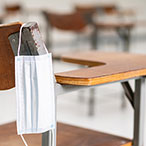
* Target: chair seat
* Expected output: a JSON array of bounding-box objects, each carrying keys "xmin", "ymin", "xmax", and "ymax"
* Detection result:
[{"xmin": 0, "ymin": 122, "xmax": 131, "ymax": 146}]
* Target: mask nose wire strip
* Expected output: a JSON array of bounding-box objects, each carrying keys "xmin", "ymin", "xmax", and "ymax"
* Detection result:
[
  {"xmin": 18, "ymin": 23, "xmax": 29, "ymax": 146},
  {"xmin": 20, "ymin": 134, "xmax": 28, "ymax": 146}
]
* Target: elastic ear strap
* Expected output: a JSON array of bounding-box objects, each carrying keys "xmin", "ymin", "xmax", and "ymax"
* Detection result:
[
  {"xmin": 20, "ymin": 134, "xmax": 29, "ymax": 146},
  {"xmin": 17, "ymin": 23, "xmax": 27, "ymax": 56}
]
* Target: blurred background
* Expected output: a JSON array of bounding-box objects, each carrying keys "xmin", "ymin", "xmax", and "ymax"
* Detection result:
[{"xmin": 0, "ymin": 0, "xmax": 146, "ymax": 144}]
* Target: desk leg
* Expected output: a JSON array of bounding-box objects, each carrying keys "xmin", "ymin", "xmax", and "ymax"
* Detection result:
[
  {"xmin": 91, "ymin": 27, "xmax": 98, "ymax": 50},
  {"xmin": 117, "ymin": 27, "xmax": 131, "ymax": 52},
  {"xmin": 88, "ymin": 88, "xmax": 96, "ymax": 116},
  {"xmin": 133, "ymin": 78, "xmax": 145, "ymax": 146},
  {"xmin": 123, "ymin": 28, "xmax": 131, "ymax": 52}
]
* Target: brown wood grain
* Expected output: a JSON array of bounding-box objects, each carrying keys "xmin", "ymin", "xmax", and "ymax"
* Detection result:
[
  {"xmin": 75, "ymin": 3, "xmax": 117, "ymax": 14},
  {"xmin": 0, "ymin": 122, "xmax": 131, "ymax": 146},
  {"xmin": 5, "ymin": 4, "xmax": 22, "ymax": 13},
  {"xmin": 42, "ymin": 11, "xmax": 87, "ymax": 31},
  {"xmin": 0, "ymin": 22, "xmax": 22, "ymax": 90},
  {"xmin": 75, "ymin": 5, "xmax": 97, "ymax": 14},
  {"xmin": 55, "ymin": 51, "xmax": 146, "ymax": 85}
]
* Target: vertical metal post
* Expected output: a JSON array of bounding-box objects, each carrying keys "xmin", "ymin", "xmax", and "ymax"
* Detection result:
[
  {"xmin": 42, "ymin": 131, "xmax": 52, "ymax": 146},
  {"xmin": 123, "ymin": 28, "xmax": 131, "ymax": 52},
  {"xmin": 45, "ymin": 24, "xmax": 52, "ymax": 50},
  {"xmin": 133, "ymin": 78, "xmax": 145, "ymax": 146},
  {"xmin": 78, "ymin": 89, "xmax": 85, "ymax": 103},
  {"xmin": 42, "ymin": 81, "xmax": 57, "ymax": 146},
  {"xmin": 117, "ymin": 27, "xmax": 131, "ymax": 52},
  {"xmin": 91, "ymin": 27, "xmax": 98, "ymax": 50}
]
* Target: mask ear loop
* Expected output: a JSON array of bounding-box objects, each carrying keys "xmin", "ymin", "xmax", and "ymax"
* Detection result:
[
  {"xmin": 17, "ymin": 23, "xmax": 27, "ymax": 56},
  {"xmin": 17, "ymin": 23, "xmax": 29, "ymax": 146},
  {"xmin": 20, "ymin": 135, "xmax": 28, "ymax": 146}
]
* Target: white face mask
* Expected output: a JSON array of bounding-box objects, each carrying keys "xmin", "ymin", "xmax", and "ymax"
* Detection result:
[{"xmin": 15, "ymin": 23, "xmax": 56, "ymax": 145}]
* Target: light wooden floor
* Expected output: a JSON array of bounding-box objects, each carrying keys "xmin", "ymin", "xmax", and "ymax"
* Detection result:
[{"xmin": 0, "ymin": 122, "xmax": 131, "ymax": 146}]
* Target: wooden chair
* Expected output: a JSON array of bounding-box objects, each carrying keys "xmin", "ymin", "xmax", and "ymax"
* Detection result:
[
  {"xmin": 42, "ymin": 10, "xmax": 95, "ymax": 55},
  {"xmin": 4, "ymin": 4, "xmax": 22, "ymax": 14},
  {"xmin": 75, "ymin": 4, "xmax": 136, "ymax": 110},
  {"xmin": 1, "ymin": 22, "xmax": 146, "ymax": 146},
  {"xmin": 42, "ymin": 11, "xmax": 87, "ymax": 31},
  {"xmin": 75, "ymin": 3, "xmax": 134, "ymax": 16},
  {"xmin": 42, "ymin": 10, "xmax": 97, "ymax": 115},
  {"xmin": 75, "ymin": 4, "xmax": 135, "ymax": 52},
  {"xmin": 0, "ymin": 4, "xmax": 23, "ymax": 24},
  {"xmin": 75, "ymin": 3, "xmax": 117, "ymax": 15},
  {"xmin": 0, "ymin": 22, "xmax": 21, "ymax": 90}
]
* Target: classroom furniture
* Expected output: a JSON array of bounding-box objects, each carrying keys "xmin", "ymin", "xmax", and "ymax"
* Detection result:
[
  {"xmin": 0, "ymin": 22, "xmax": 145, "ymax": 146},
  {"xmin": 4, "ymin": 4, "xmax": 22, "ymax": 14},
  {"xmin": 55, "ymin": 51, "xmax": 146, "ymax": 146},
  {"xmin": 75, "ymin": 3, "xmax": 117, "ymax": 15},
  {"xmin": 0, "ymin": 4, "xmax": 23, "ymax": 24},
  {"xmin": 75, "ymin": 4, "xmax": 135, "ymax": 52},
  {"xmin": 75, "ymin": 3, "xmax": 135, "ymax": 16},
  {"xmin": 42, "ymin": 10, "xmax": 98, "ymax": 115},
  {"xmin": 42, "ymin": 10, "xmax": 94, "ymax": 54}
]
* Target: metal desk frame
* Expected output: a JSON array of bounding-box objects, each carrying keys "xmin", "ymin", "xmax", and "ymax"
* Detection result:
[{"xmin": 42, "ymin": 77, "xmax": 145, "ymax": 146}]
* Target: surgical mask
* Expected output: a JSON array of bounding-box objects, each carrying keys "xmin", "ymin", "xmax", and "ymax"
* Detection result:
[{"xmin": 15, "ymin": 23, "xmax": 56, "ymax": 145}]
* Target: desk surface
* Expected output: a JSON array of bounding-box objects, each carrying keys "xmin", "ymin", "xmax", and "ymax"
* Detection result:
[
  {"xmin": 95, "ymin": 21, "xmax": 134, "ymax": 29},
  {"xmin": 55, "ymin": 51, "xmax": 146, "ymax": 85}
]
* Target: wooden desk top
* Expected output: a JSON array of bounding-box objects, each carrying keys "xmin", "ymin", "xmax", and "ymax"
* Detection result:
[
  {"xmin": 0, "ymin": 122, "xmax": 131, "ymax": 146},
  {"xmin": 55, "ymin": 51, "xmax": 146, "ymax": 85},
  {"xmin": 93, "ymin": 12, "xmax": 135, "ymax": 29},
  {"xmin": 95, "ymin": 21, "xmax": 134, "ymax": 29}
]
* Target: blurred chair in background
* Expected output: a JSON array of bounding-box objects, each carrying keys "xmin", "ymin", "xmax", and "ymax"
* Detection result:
[
  {"xmin": 75, "ymin": 3, "xmax": 135, "ymax": 52},
  {"xmin": 42, "ymin": 10, "xmax": 97, "ymax": 116},
  {"xmin": 0, "ymin": 4, "xmax": 23, "ymax": 24},
  {"xmin": 0, "ymin": 4, "xmax": 24, "ymax": 24},
  {"xmin": 75, "ymin": 3, "xmax": 117, "ymax": 15},
  {"xmin": 4, "ymin": 4, "xmax": 22, "ymax": 14},
  {"xmin": 41, "ymin": 7, "xmax": 134, "ymax": 115},
  {"xmin": 42, "ymin": 10, "xmax": 95, "ymax": 57},
  {"xmin": 74, "ymin": 3, "xmax": 135, "ymax": 113}
]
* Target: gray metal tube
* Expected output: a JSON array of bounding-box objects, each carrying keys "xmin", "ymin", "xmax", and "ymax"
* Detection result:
[{"xmin": 133, "ymin": 78, "xmax": 146, "ymax": 146}]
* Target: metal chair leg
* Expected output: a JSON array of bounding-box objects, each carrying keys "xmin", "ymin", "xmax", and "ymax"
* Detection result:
[
  {"xmin": 133, "ymin": 78, "xmax": 146, "ymax": 146},
  {"xmin": 88, "ymin": 88, "xmax": 96, "ymax": 116},
  {"xmin": 117, "ymin": 27, "xmax": 131, "ymax": 52}
]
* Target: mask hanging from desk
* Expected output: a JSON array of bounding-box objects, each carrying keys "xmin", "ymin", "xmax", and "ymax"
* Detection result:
[{"xmin": 15, "ymin": 23, "xmax": 56, "ymax": 135}]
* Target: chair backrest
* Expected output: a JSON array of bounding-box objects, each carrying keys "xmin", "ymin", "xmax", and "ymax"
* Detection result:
[
  {"xmin": 42, "ymin": 11, "xmax": 87, "ymax": 31},
  {"xmin": 0, "ymin": 22, "xmax": 48, "ymax": 90},
  {"xmin": 75, "ymin": 5, "xmax": 97, "ymax": 15},
  {"xmin": 97, "ymin": 4, "xmax": 117, "ymax": 14},
  {"xmin": 5, "ymin": 4, "xmax": 22, "ymax": 14},
  {"xmin": 0, "ymin": 22, "xmax": 21, "ymax": 90}
]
